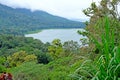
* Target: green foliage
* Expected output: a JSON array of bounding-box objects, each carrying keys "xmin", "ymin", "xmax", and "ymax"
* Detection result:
[
  {"xmin": 7, "ymin": 51, "xmax": 37, "ymax": 67},
  {"xmin": 9, "ymin": 56, "xmax": 85, "ymax": 80},
  {"xmin": 24, "ymin": 54, "xmax": 37, "ymax": 62},
  {"xmin": 82, "ymin": 0, "xmax": 120, "ymax": 48},
  {"xmin": 77, "ymin": 0, "xmax": 120, "ymax": 79},
  {"xmin": 0, "ymin": 57, "xmax": 6, "ymax": 65},
  {"xmin": 48, "ymin": 39, "xmax": 63, "ymax": 59},
  {"xmin": 83, "ymin": 0, "xmax": 120, "ymax": 20},
  {"xmin": 72, "ymin": 17, "xmax": 120, "ymax": 80},
  {"xmin": 0, "ymin": 35, "xmax": 49, "ymax": 56},
  {"xmin": 91, "ymin": 17, "xmax": 120, "ymax": 80},
  {"xmin": 79, "ymin": 0, "xmax": 120, "ymax": 61},
  {"xmin": 80, "ymin": 38, "xmax": 89, "ymax": 46},
  {"xmin": 70, "ymin": 60, "xmax": 96, "ymax": 80},
  {"xmin": 13, "ymin": 73, "xmax": 32, "ymax": 80},
  {"xmin": 0, "ymin": 57, "xmax": 7, "ymax": 73},
  {"xmin": 0, "ymin": 1, "xmax": 120, "ymax": 80},
  {"xmin": 63, "ymin": 40, "xmax": 80, "ymax": 56},
  {"xmin": 0, "ymin": 65, "xmax": 6, "ymax": 73},
  {"xmin": 36, "ymin": 52, "xmax": 52, "ymax": 64}
]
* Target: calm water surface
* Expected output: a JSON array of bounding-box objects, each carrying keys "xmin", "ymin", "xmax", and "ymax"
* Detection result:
[{"xmin": 25, "ymin": 29, "xmax": 86, "ymax": 44}]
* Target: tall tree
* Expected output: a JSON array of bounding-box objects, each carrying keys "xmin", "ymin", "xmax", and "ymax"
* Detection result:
[
  {"xmin": 81, "ymin": 0, "xmax": 120, "ymax": 53},
  {"xmin": 48, "ymin": 39, "xmax": 63, "ymax": 59}
]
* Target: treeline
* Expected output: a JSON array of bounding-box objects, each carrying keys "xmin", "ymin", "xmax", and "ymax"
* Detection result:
[
  {"xmin": 0, "ymin": 34, "xmax": 50, "ymax": 71},
  {"xmin": 0, "ymin": 34, "xmax": 81, "ymax": 72},
  {"xmin": 0, "ymin": 35, "xmax": 50, "ymax": 56}
]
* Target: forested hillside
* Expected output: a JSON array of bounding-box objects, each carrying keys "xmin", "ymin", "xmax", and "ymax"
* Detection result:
[
  {"xmin": 0, "ymin": 35, "xmax": 50, "ymax": 56},
  {"xmin": 0, "ymin": 3, "xmax": 85, "ymax": 35}
]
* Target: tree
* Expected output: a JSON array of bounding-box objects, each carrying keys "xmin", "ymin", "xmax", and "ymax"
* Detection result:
[
  {"xmin": 73, "ymin": 1, "xmax": 120, "ymax": 79},
  {"xmin": 83, "ymin": 0, "xmax": 120, "ymax": 20},
  {"xmin": 63, "ymin": 40, "xmax": 80, "ymax": 56},
  {"xmin": 81, "ymin": 0, "xmax": 120, "ymax": 53},
  {"xmin": 36, "ymin": 52, "xmax": 51, "ymax": 64},
  {"xmin": 24, "ymin": 54, "xmax": 37, "ymax": 62},
  {"xmin": 48, "ymin": 39, "xmax": 63, "ymax": 59},
  {"xmin": 7, "ymin": 51, "xmax": 37, "ymax": 67}
]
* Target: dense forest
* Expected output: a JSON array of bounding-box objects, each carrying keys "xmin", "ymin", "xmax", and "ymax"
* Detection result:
[
  {"xmin": 0, "ymin": 0, "xmax": 120, "ymax": 80},
  {"xmin": 0, "ymin": 4, "xmax": 85, "ymax": 35}
]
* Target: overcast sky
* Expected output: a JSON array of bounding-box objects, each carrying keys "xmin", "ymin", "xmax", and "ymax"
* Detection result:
[{"xmin": 0, "ymin": 0, "xmax": 101, "ymax": 21}]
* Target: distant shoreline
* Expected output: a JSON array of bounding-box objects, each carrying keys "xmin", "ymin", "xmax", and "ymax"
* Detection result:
[
  {"xmin": 26, "ymin": 27, "xmax": 84, "ymax": 35},
  {"xmin": 26, "ymin": 30, "xmax": 42, "ymax": 34}
]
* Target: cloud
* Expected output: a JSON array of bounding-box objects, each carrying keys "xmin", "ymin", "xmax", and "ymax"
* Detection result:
[{"xmin": 0, "ymin": 0, "xmax": 101, "ymax": 20}]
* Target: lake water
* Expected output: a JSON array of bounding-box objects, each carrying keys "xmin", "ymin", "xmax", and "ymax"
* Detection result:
[{"xmin": 25, "ymin": 29, "xmax": 86, "ymax": 44}]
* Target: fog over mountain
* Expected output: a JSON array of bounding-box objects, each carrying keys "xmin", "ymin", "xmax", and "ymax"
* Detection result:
[{"xmin": 0, "ymin": 0, "xmax": 102, "ymax": 21}]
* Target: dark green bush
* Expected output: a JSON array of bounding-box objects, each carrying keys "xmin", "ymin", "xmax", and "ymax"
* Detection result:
[{"xmin": 36, "ymin": 53, "xmax": 52, "ymax": 64}]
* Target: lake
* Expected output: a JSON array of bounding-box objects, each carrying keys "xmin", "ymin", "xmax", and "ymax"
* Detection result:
[{"xmin": 25, "ymin": 29, "xmax": 86, "ymax": 44}]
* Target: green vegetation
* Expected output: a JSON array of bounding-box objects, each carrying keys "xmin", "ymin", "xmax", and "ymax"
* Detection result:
[
  {"xmin": 72, "ymin": 17, "xmax": 120, "ymax": 80},
  {"xmin": 26, "ymin": 30, "xmax": 42, "ymax": 34},
  {"xmin": 7, "ymin": 51, "xmax": 37, "ymax": 67},
  {"xmin": 0, "ymin": 0, "xmax": 120, "ymax": 80},
  {"xmin": 74, "ymin": 0, "xmax": 120, "ymax": 79},
  {"xmin": 9, "ymin": 57, "xmax": 84, "ymax": 80},
  {"xmin": 0, "ymin": 35, "xmax": 50, "ymax": 56}
]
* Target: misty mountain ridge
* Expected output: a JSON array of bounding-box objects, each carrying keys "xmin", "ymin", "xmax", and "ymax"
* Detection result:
[{"xmin": 0, "ymin": 3, "xmax": 85, "ymax": 35}]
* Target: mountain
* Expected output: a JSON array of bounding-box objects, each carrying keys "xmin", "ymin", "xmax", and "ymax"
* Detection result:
[{"xmin": 0, "ymin": 4, "xmax": 85, "ymax": 35}]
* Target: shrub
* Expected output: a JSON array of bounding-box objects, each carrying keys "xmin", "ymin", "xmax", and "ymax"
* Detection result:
[
  {"xmin": 24, "ymin": 54, "xmax": 37, "ymax": 62},
  {"xmin": 0, "ymin": 65, "xmax": 6, "ymax": 73},
  {"xmin": 7, "ymin": 51, "xmax": 37, "ymax": 67},
  {"xmin": 36, "ymin": 53, "xmax": 52, "ymax": 64}
]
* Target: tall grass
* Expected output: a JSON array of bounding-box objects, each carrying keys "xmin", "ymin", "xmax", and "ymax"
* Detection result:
[
  {"xmin": 71, "ymin": 17, "xmax": 120, "ymax": 80},
  {"xmin": 92, "ymin": 17, "xmax": 120, "ymax": 80}
]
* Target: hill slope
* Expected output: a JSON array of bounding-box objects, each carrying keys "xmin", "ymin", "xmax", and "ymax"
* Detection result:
[{"xmin": 0, "ymin": 4, "xmax": 85, "ymax": 35}]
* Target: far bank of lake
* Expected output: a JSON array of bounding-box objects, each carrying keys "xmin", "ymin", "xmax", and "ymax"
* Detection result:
[{"xmin": 25, "ymin": 28, "xmax": 86, "ymax": 44}]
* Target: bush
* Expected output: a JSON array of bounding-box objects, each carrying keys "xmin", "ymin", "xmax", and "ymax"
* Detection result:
[
  {"xmin": 13, "ymin": 73, "xmax": 32, "ymax": 80},
  {"xmin": 24, "ymin": 54, "xmax": 37, "ymax": 62},
  {"xmin": 0, "ymin": 65, "xmax": 6, "ymax": 73},
  {"xmin": 7, "ymin": 51, "xmax": 37, "ymax": 67},
  {"xmin": 36, "ymin": 53, "xmax": 52, "ymax": 64}
]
